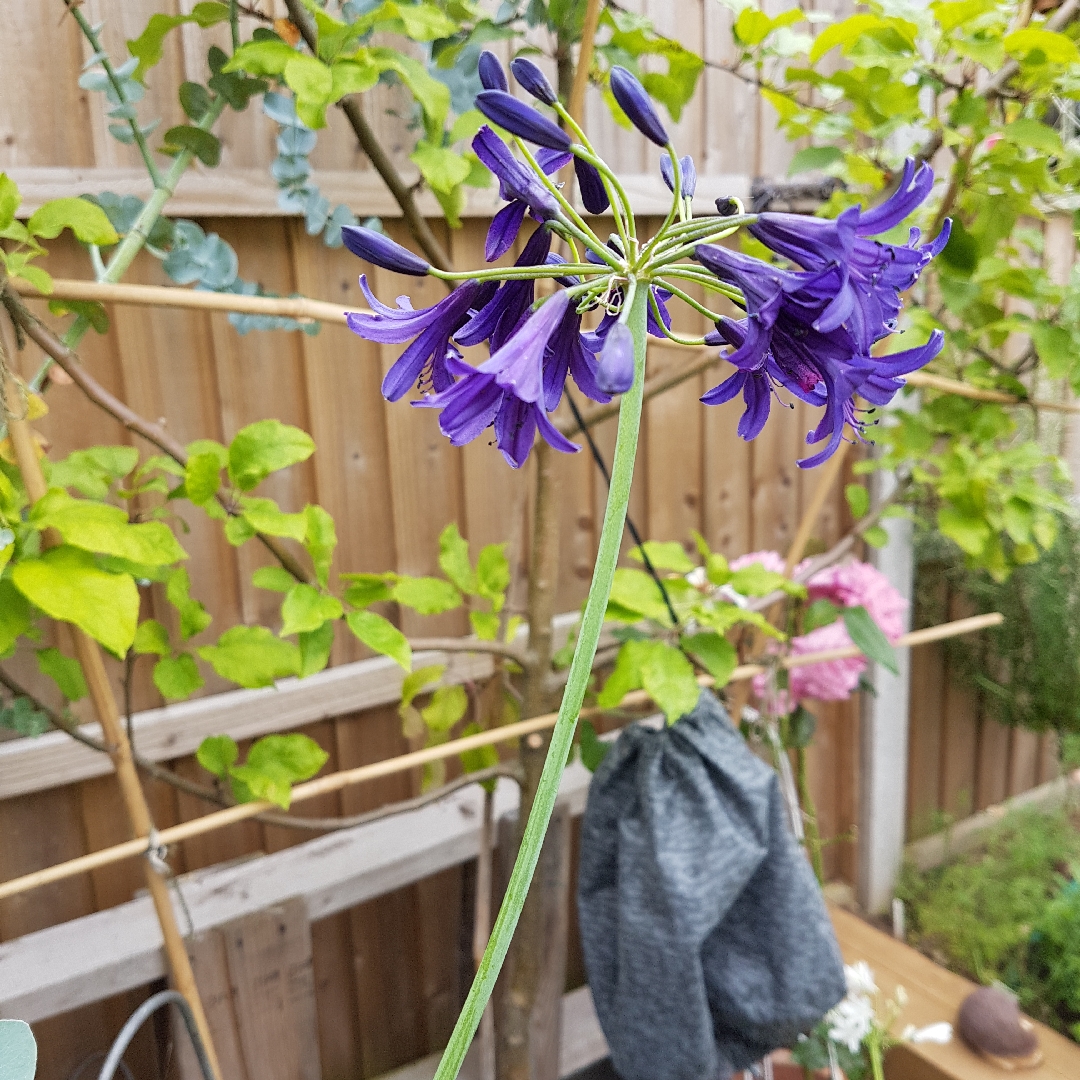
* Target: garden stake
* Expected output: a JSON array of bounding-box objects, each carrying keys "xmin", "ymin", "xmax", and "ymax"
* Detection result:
[{"xmin": 0, "ymin": 315, "xmax": 222, "ymax": 1080}]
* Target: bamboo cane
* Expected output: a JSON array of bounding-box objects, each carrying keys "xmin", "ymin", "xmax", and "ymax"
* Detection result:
[
  {"xmin": 0, "ymin": 316, "xmax": 221, "ymax": 1079},
  {"xmin": 0, "ymin": 612, "xmax": 1002, "ymax": 903}
]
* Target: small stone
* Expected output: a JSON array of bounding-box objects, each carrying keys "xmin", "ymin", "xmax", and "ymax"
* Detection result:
[{"xmin": 957, "ymin": 987, "xmax": 1042, "ymax": 1070}]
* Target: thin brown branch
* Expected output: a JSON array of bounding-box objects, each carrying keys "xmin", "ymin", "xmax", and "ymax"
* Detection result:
[
  {"xmin": 282, "ymin": 0, "xmax": 453, "ymax": 274},
  {"xmin": 407, "ymin": 636, "xmax": 527, "ymax": 663},
  {"xmin": 568, "ymin": 0, "xmax": 603, "ymax": 123},
  {"xmin": 3, "ymin": 291, "xmax": 315, "ymax": 585}
]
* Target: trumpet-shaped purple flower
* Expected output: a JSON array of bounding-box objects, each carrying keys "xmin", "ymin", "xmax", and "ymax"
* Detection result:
[
  {"xmin": 475, "ymin": 90, "xmax": 572, "ymax": 151},
  {"xmin": 543, "ymin": 302, "xmax": 611, "ymax": 409},
  {"xmin": 696, "ymin": 243, "xmax": 943, "ymax": 466},
  {"xmin": 341, "ymin": 226, "xmax": 430, "ymax": 276},
  {"xmin": 478, "ymin": 51, "xmax": 508, "ymax": 91},
  {"xmin": 473, "ymin": 126, "xmax": 568, "ymax": 260},
  {"xmin": 609, "ymin": 66, "xmax": 669, "ymax": 147},
  {"xmin": 347, "ymin": 276, "xmax": 482, "ymax": 402},
  {"xmin": 416, "ymin": 291, "xmax": 580, "ymax": 468},
  {"xmin": 748, "ymin": 159, "xmax": 950, "ymax": 350}
]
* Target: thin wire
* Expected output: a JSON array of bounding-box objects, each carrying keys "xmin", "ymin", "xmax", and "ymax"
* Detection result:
[
  {"xmin": 97, "ymin": 990, "xmax": 214, "ymax": 1080},
  {"xmin": 564, "ymin": 394, "xmax": 681, "ymax": 628}
]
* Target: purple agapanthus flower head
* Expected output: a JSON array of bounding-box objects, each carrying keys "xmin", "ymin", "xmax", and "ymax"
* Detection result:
[
  {"xmin": 696, "ymin": 243, "xmax": 944, "ymax": 466},
  {"xmin": 473, "ymin": 126, "xmax": 569, "ymax": 261},
  {"xmin": 415, "ymin": 291, "xmax": 580, "ymax": 468},
  {"xmin": 748, "ymin": 159, "xmax": 950, "ymax": 350},
  {"xmin": 347, "ymin": 277, "xmax": 482, "ymax": 402}
]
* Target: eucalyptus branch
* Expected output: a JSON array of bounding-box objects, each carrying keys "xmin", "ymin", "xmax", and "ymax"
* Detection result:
[
  {"xmin": 65, "ymin": 1, "xmax": 163, "ymax": 188},
  {"xmin": 282, "ymin": 0, "xmax": 453, "ymax": 274},
  {"xmin": 4, "ymin": 293, "xmax": 315, "ymax": 585}
]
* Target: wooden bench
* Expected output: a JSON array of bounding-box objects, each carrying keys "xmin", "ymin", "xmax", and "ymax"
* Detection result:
[{"xmin": 831, "ymin": 906, "xmax": 1080, "ymax": 1080}]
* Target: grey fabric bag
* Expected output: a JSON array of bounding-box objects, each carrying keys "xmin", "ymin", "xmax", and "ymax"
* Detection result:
[{"xmin": 577, "ymin": 691, "xmax": 846, "ymax": 1080}]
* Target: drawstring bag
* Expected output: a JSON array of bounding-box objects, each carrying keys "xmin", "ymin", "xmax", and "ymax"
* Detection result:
[{"xmin": 577, "ymin": 691, "xmax": 846, "ymax": 1080}]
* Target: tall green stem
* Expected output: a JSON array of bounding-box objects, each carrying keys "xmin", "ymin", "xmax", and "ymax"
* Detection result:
[{"xmin": 432, "ymin": 283, "xmax": 649, "ymax": 1080}]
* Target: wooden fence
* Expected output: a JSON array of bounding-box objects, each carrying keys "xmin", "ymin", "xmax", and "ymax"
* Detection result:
[{"xmin": 0, "ymin": 1, "xmax": 1072, "ymax": 1078}]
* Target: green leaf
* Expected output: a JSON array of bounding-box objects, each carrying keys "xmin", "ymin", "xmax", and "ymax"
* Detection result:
[
  {"xmin": 1002, "ymin": 118, "xmax": 1062, "ymax": 155},
  {"xmin": 224, "ymin": 514, "xmax": 256, "ymax": 547},
  {"xmin": 133, "ymin": 618, "xmax": 171, "ymax": 656},
  {"xmin": 0, "ymin": 174, "xmax": 21, "ymax": 231},
  {"xmin": 184, "ymin": 452, "xmax": 221, "ymax": 505},
  {"xmin": 12, "ymin": 546, "xmax": 139, "ymax": 656},
  {"xmin": 863, "ymin": 525, "xmax": 889, "ymax": 549},
  {"xmin": 729, "ymin": 563, "xmax": 801, "ymax": 598},
  {"xmin": 228, "ymin": 419, "xmax": 315, "ymax": 491},
  {"xmin": 161, "ymin": 125, "xmax": 222, "ymax": 167},
  {"xmin": 607, "ymin": 568, "xmax": 674, "ymax": 624},
  {"xmin": 0, "ymin": 580, "xmax": 33, "ymax": 656},
  {"xmin": 1031, "ymin": 323, "xmax": 1074, "ymax": 380},
  {"xmin": 304, "ymin": 505, "xmax": 337, "ymax": 588},
  {"xmin": 280, "ymin": 583, "xmax": 342, "ymax": 636},
  {"xmin": 641, "ymin": 642, "xmax": 700, "ymax": 724},
  {"xmin": 342, "ymin": 572, "xmax": 392, "ymax": 609},
  {"xmin": 229, "ymin": 733, "xmax": 328, "ymax": 808},
  {"xmin": 252, "ymin": 565, "xmax": 297, "ymax": 593},
  {"xmin": 239, "ymin": 498, "xmax": 308, "ymax": 541},
  {"xmin": 470, "ymin": 610, "xmax": 500, "ymax": 640},
  {"xmin": 36, "ymin": 647, "xmax": 88, "ymax": 701},
  {"xmin": 299, "ymin": 620, "xmax": 335, "ymax": 677},
  {"xmin": 629, "ymin": 541, "xmax": 695, "ymax": 573},
  {"xmin": 0, "ymin": 697, "xmax": 50, "ymax": 738},
  {"xmin": 401, "ymin": 664, "xmax": 445, "ymax": 708},
  {"xmin": 198, "ymin": 625, "xmax": 302, "ymax": 688},
  {"xmin": 786, "ymin": 705, "xmax": 817, "ymax": 749},
  {"xmin": 931, "ymin": 0, "xmax": 997, "ymax": 33},
  {"xmin": 410, "ymin": 143, "xmax": 472, "ymax": 196},
  {"xmin": 787, "ymin": 146, "xmax": 844, "ymax": 175},
  {"xmin": 27, "ymin": 198, "xmax": 120, "ymax": 245},
  {"xmin": 369, "ymin": 47, "xmax": 450, "ymax": 133},
  {"xmin": 224, "ymin": 39, "xmax": 298, "ymax": 77},
  {"xmin": 459, "ymin": 722, "xmax": 499, "ymax": 789},
  {"xmin": 578, "ymin": 719, "xmax": 610, "ymax": 773},
  {"xmin": 845, "ymin": 483, "xmax": 870, "ymax": 518},
  {"xmin": 438, "ymin": 523, "xmax": 475, "ymax": 593},
  {"xmin": 842, "ymin": 605, "xmax": 899, "ymax": 675},
  {"xmin": 197, "ymin": 733, "xmax": 238, "ymax": 778},
  {"xmin": 154, "ymin": 653, "xmax": 204, "ymax": 699},
  {"xmin": 476, "ymin": 544, "xmax": 509, "ymax": 611},
  {"xmin": 422, "ymin": 684, "xmax": 468, "ymax": 733},
  {"xmin": 284, "ymin": 54, "xmax": 334, "ymax": 127},
  {"xmin": 48, "ymin": 298, "xmax": 109, "ymax": 334},
  {"xmin": 330, "ymin": 57, "xmax": 381, "ymax": 99},
  {"xmin": 391, "ymin": 575, "xmax": 462, "ymax": 615},
  {"xmin": 803, "ymin": 599, "xmax": 840, "ymax": 633},
  {"xmin": 0, "ymin": 1019, "xmax": 37, "ymax": 1080},
  {"xmin": 127, "ymin": 4, "xmax": 230, "ymax": 81},
  {"xmin": 680, "ymin": 631, "xmax": 737, "ymax": 686},
  {"xmin": 167, "ymin": 567, "xmax": 212, "ymax": 639},
  {"xmin": 938, "ymin": 505, "xmax": 991, "ymax": 556},
  {"xmin": 30, "ymin": 489, "xmax": 186, "ymax": 566},
  {"xmin": 1004, "ymin": 27, "xmax": 1079, "ymax": 64},
  {"xmin": 179, "ymin": 81, "xmax": 213, "ymax": 121},
  {"xmin": 346, "ymin": 609, "xmax": 411, "ymax": 669}
]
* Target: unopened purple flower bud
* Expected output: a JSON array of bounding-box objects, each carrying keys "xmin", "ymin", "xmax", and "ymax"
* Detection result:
[
  {"xmin": 475, "ymin": 90, "xmax": 571, "ymax": 151},
  {"xmin": 609, "ymin": 66, "xmax": 668, "ymax": 147},
  {"xmin": 596, "ymin": 322, "xmax": 635, "ymax": 394},
  {"xmin": 575, "ymin": 157, "xmax": 610, "ymax": 214},
  {"xmin": 510, "ymin": 57, "xmax": 558, "ymax": 106},
  {"xmin": 660, "ymin": 153, "xmax": 697, "ymax": 199},
  {"xmin": 715, "ymin": 197, "xmax": 740, "ymax": 217},
  {"xmin": 341, "ymin": 225, "xmax": 430, "ymax": 276},
  {"xmin": 478, "ymin": 51, "xmax": 508, "ymax": 92}
]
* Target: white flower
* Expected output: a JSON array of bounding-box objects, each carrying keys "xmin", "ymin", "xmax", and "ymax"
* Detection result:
[
  {"xmin": 827, "ymin": 995, "xmax": 875, "ymax": 1054},
  {"xmin": 686, "ymin": 566, "xmax": 707, "ymax": 588},
  {"xmin": 902, "ymin": 1022, "xmax": 952, "ymax": 1045},
  {"xmin": 844, "ymin": 961, "xmax": 878, "ymax": 997}
]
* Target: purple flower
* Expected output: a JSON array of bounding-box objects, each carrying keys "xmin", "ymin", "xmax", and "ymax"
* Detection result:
[
  {"xmin": 457, "ymin": 226, "xmax": 552, "ymax": 351},
  {"xmin": 695, "ymin": 243, "xmax": 943, "ymax": 466},
  {"xmin": 543, "ymin": 302, "xmax": 611, "ymax": 409},
  {"xmin": 478, "ymin": 51, "xmax": 508, "ymax": 91},
  {"xmin": 473, "ymin": 126, "xmax": 567, "ymax": 260},
  {"xmin": 596, "ymin": 323, "xmax": 635, "ymax": 394},
  {"xmin": 510, "ymin": 57, "xmax": 558, "ymax": 105},
  {"xmin": 748, "ymin": 159, "xmax": 950, "ymax": 350},
  {"xmin": 609, "ymin": 66, "xmax": 668, "ymax": 147},
  {"xmin": 574, "ymin": 157, "xmax": 610, "ymax": 214},
  {"xmin": 415, "ymin": 291, "xmax": 580, "ymax": 468},
  {"xmin": 660, "ymin": 154, "xmax": 697, "ymax": 199},
  {"xmin": 341, "ymin": 226, "xmax": 429, "ymax": 276},
  {"xmin": 475, "ymin": 90, "xmax": 572, "ymax": 151},
  {"xmin": 347, "ymin": 276, "xmax": 481, "ymax": 402}
]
